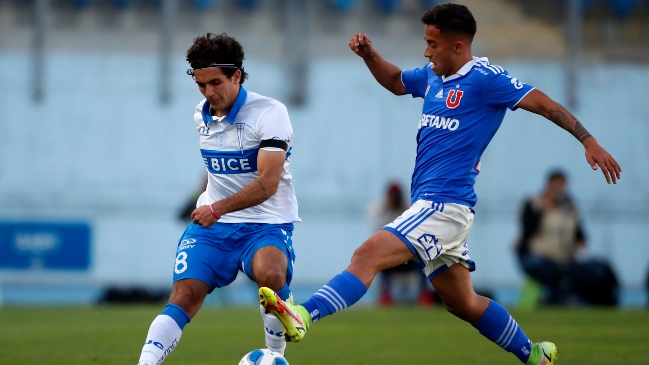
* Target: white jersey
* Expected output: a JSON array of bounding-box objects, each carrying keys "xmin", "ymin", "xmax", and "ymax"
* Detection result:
[{"xmin": 194, "ymin": 87, "xmax": 300, "ymax": 224}]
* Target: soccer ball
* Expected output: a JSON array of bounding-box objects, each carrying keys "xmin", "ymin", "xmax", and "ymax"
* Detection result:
[{"xmin": 238, "ymin": 349, "xmax": 289, "ymax": 365}]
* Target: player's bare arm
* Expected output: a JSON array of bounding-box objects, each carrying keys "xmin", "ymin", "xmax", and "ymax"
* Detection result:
[
  {"xmin": 349, "ymin": 32, "xmax": 407, "ymax": 95},
  {"xmin": 517, "ymin": 89, "xmax": 622, "ymax": 184},
  {"xmin": 191, "ymin": 149, "xmax": 286, "ymax": 227}
]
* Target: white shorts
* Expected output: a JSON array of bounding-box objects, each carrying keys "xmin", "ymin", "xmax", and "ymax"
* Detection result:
[{"xmin": 383, "ymin": 200, "xmax": 475, "ymax": 280}]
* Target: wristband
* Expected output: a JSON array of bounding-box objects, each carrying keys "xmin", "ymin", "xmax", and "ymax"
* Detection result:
[{"xmin": 209, "ymin": 204, "xmax": 221, "ymax": 221}]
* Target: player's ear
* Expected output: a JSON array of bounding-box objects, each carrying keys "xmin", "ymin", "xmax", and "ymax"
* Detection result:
[
  {"xmin": 454, "ymin": 40, "xmax": 464, "ymax": 54},
  {"xmin": 233, "ymin": 69, "xmax": 242, "ymax": 84}
]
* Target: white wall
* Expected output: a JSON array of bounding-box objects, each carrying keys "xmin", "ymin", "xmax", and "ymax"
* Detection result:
[{"xmin": 1, "ymin": 53, "xmax": 648, "ymax": 296}]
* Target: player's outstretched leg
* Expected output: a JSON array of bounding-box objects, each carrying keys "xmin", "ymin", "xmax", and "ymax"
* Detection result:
[
  {"xmin": 472, "ymin": 300, "xmax": 558, "ymax": 364},
  {"xmin": 260, "ymin": 270, "xmax": 368, "ymax": 342},
  {"xmin": 433, "ymin": 264, "xmax": 557, "ymax": 364},
  {"xmin": 137, "ymin": 304, "xmax": 190, "ymax": 365}
]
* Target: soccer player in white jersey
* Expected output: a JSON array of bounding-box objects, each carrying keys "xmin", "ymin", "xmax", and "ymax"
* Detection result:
[
  {"xmin": 137, "ymin": 33, "xmax": 299, "ymax": 365},
  {"xmin": 259, "ymin": 4, "xmax": 622, "ymax": 365}
]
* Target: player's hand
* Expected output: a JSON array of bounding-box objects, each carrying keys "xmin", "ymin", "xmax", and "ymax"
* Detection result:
[
  {"xmin": 191, "ymin": 205, "xmax": 219, "ymax": 227},
  {"xmin": 349, "ymin": 32, "xmax": 375, "ymax": 60},
  {"xmin": 583, "ymin": 138, "xmax": 621, "ymax": 184}
]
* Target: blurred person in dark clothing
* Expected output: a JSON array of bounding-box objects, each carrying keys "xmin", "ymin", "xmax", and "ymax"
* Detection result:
[
  {"xmin": 645, "ymin": 262, "xmax": 649, "ymax": 307},
  {"xmin": 177, "ymin": 175, "xmax": 208, "ymax": 222},
  {"xmin": 516, "ymin": 170, "xmax": 585, "ymax": 304},
  {"xmin": 516, "ymin": 169, "xmax": 618, "ymax": 305}
]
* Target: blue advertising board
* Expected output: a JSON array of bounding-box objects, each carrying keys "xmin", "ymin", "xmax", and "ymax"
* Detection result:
[{"xmin": 0, "ymin": 222, "xmax": 91, "ymax": 270}]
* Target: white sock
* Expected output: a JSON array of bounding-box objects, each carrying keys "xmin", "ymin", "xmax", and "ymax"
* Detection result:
[
  {"xmin": 138, "ymin": 315, "xmax": 183, "ymax": 365},
  {"xmin": 260, "ymin": 304, "xmax": 286, "ymax": 355}
]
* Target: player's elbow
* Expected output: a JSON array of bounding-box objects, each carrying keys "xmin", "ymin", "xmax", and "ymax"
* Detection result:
[
  {"xmin": 267, "ymin": 184, "xmax": 279, "ymax": 197},
  {"xmin": 389, "ymin": 88, "xmax": 407, "ymax": 96},
  {"xmin": 387, "ymin": 79, "xmax": 407, "ymax": 96},
  {"xmin": 261, "ymin": 179, "xmax": 280, "ymax": 198},
  {"xmin": 380, "ymin": 74, "xmax": 407, "ymax": 95}
]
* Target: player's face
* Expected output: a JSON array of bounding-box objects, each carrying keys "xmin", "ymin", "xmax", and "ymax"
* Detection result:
[
  {"xmin": 193, "ymin": 67, "xmax": 241, "ymax": 116},
  {"xmin": 547, "ymin": 176, "xmax": 567, "ymax": 194},
  {"xmin": 423, "ymin": 25, "xmax": 460, "ymax": 77}
]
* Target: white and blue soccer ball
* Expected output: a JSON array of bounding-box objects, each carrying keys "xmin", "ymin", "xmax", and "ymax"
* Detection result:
[{"xmin": 238, "ymin": 349, "xmax": 289, "ymax": 365}]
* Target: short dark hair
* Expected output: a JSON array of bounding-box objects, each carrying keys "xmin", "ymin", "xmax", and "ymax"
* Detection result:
[
  {"xmin": 421, "ymin": 4, "xmax": 477, "ymax": 39},
  {"xmin": 547, "ymin": 169, "xmax": 568, "ymax": 182},
  {"xmin": 186, "ymin": 33, "xmax": 249, "ymax": 84}
]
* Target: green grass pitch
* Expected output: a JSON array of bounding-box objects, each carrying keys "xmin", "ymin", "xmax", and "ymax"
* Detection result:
[{"xmin": 0, "ymin": 305, "xmax": 647, "ymax": 364}]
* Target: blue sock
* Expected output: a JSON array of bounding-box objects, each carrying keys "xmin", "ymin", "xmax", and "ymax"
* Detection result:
[
  {"xmin": 275, "ymin": 284, "xmax": 291, "ymax": 301},
  {"xmin": 161, "ymin": 303, "xmax": 191, "ymax": 330},
  {"xmin": 302, "ymin": 271, "xmax": 367, "ymax": 322},
  {"xmin": 473, "ymin": 300, "xmax": 533, "ymax": 363}
]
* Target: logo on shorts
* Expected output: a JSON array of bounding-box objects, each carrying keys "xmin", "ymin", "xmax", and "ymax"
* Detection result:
[
  {"xmin": 417, "ymin": 233, "xmax": 442, "ymax": 260},
  {"xmin": 178, "ymin": 238, "xmax": 196, "ymax": 251}
]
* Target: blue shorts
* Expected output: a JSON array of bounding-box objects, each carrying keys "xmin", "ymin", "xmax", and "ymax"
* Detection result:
[{"xmin": 172, "ymin": 222, "xmax": 295, "ymax": 292}]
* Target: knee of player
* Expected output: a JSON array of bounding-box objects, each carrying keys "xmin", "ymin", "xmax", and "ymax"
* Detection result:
[
  {"xmin": 443, "ymin": 300, "xmax": 470, "ymax": 318},
  {"xmin": 254, "ymin": 269, "xmax": 286, "ymax": 289},
  {"xmin": 440, "ymin": 294, "xmax": 480, "ymax": 320},
  {"xmin": 350, "ymin": 244, "xmax": 382, "ymax": 271},
  {"xmin": 169, "ymin": 283, "xmax": 207, "ymax": 315}
]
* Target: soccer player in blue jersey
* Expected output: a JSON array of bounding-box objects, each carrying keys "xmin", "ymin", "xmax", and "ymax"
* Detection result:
[
  {"xmin": 259, "ymin": 4, "xmax": 621, "ymax": 365},
  {"xmin": 137, "ymin": 33, "xmax": 300, "ymax": 365}
]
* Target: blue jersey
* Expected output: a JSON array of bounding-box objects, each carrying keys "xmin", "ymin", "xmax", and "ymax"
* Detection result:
[{"xmin": 401, "ymin": 57, "xmax": 534, "ymax": 208}]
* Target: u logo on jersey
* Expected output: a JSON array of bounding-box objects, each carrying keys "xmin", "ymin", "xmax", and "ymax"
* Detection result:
[{"xmin": 446, "ymin": 90, "xmax": 464, "ymax": 109}]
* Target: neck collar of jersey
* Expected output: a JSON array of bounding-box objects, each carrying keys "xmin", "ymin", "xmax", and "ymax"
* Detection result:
[
  {"xmin": 441, "ymin": 57, "xmax": 488, "ymax": 83},
  {"xmin": 201, "ymin": 86, "xmax": 248, "ymax": 125}
]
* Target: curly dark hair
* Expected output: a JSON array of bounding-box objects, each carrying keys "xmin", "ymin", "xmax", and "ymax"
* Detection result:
[
  {"xmin": 421, "ymin": 4, "xmax": 476, "ymax": 39},
  {"xmin": 186, "ymin": 33, "xmax": 249, "ymax": 84}
]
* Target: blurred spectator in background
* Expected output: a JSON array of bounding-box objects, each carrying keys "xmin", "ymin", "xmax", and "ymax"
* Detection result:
[
  {"xmin": 368, "ymin": 181, "xmax": 435, "ymax": 307},
  {"xmin": 515, "ymin": 169, "xmax": 584, "ymax": 305},
  {"xmin": 177, "ymin": 174, "xmax": 208, "ymax": 222},
  {"xmin": 646, "ymin": 262, "xmax": 649, "ymax": 307},
  {"xmin": 515, "ymin": 169, "xmax": 618, "ymax": 306}
]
